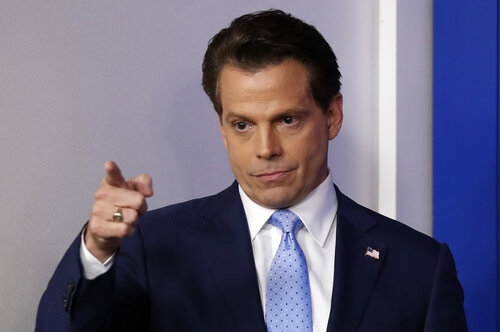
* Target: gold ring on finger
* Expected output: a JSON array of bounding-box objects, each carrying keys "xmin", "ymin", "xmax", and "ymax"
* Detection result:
[{"xmin": 113, "ymin": 208, "xmax": 124, "ymax": 222}]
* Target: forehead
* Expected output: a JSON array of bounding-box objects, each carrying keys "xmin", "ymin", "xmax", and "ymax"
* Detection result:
[{"xmin": 218, "ymin": 59, "xmax": 314, "ymax": 117}]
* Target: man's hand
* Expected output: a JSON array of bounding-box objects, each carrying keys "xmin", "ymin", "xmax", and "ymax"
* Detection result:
[{"xmin": 85, "ymin": 161, "xmax": 153, "ymax": 263}]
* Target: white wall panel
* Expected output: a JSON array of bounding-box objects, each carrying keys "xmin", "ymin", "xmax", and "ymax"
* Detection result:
[{"xmin": 396, "ymin": 0, "xmax": 433, "ymax": 235}]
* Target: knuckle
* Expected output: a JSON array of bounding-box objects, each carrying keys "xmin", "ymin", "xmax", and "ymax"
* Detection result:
[
  {"xmin": 129, "ymin": 209, "xmax": 139, "ymax": 221},
  {"xmin": 132, "ymin": 192, "xmax": 145, "ymax": 209},
  {"xmin": 90, "ymin": 205, "xmax": 99, "ymax": 217},
  {"xmin": 117, "ymin": 225, "xmax": 130, "ymax": 238},
  {"xmin": 87, "ymin": 222, "xmax": 102, "ymax": 237},
  {"xmin": 138, "ymin": 195, "xmax": 146, "ymax": 207},
  {"xmin": 90, "ymin": 202, "xmax": 104, "ymax": 216},
  {"xmin": 94, "ymin": 187, "xmax": 108, "ymax": 200}
]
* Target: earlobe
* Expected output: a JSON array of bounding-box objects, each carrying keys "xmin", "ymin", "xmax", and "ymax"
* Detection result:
[
  {"xmin": 327, "ymin": 93, "xmax": 343, "ymax": 140},
  {"xmin": 218, "ymin": 118, "xmax": 228, "ymax": 149}
]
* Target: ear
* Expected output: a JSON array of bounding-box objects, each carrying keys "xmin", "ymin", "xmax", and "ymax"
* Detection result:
[
  {"xmin": 218, "ymin": 117, "xmax": 228, "ymax": 149},
  {"xmin": 326, "ymin": 93, "xmax": 343, "ymax": 140}
]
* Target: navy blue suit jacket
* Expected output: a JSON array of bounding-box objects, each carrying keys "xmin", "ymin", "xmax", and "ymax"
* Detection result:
[{"xmin": 36, "ymin": 182, "xmax": 467, "ymax": 331}]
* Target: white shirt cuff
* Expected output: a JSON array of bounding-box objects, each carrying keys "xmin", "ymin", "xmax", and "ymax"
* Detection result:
[{"xmin": 79, "ymin": 228, "xmax": 115, "ymax": 280}]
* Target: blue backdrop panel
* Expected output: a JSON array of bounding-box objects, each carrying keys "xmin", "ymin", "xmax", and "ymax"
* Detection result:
[{"xmin": 434, "ymin": 0, "xmax": 499, "ymax": 331}]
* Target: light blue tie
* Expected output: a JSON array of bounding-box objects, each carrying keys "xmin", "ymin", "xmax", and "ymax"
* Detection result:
[{"xmin": 265, "ymin": 209, "xmax": 313, "ymax": 332}]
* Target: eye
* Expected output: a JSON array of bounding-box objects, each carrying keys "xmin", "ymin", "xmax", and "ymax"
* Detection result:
[
  {"xmin": 234, "ymin": 121, "xmax": 251, "ymax": 132},
  {"xmin": 281, "ymin": 116, "xmax": 298, "ymax": 126}
]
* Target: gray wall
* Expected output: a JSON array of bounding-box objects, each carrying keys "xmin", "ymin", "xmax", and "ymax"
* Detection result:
[
  {"xmin": 396, "ymin": 0, "xmax": 433, "ymax": 234},
  {"xmin": 0, "ymin": 1, "xmax": 431, "ymax": 330}
]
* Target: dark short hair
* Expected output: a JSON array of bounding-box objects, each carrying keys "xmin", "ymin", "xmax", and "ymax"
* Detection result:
[{"xmin": 202, "ymin": 9, "xmax": 342, "ymax": 116}]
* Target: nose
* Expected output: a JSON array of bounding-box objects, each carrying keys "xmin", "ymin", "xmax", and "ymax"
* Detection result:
[{"xmin": 256, "ymin": 126, "xmax": 282, "ymax": 160}]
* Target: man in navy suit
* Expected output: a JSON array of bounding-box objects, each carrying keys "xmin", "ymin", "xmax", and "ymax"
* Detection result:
[{"xmin": 36, "ymin": 10, "xmax": 468, "ymax": 331}]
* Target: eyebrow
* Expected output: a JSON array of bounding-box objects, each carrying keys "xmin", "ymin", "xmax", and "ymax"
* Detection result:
[{"xmin": 223, "ymin": 112, "xmax": 254, "ymax": 124}]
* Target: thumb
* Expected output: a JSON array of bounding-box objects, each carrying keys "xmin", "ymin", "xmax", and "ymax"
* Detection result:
[{"xmin": 127, "ymin": 173, "xmax": 153, "ymax": 197}]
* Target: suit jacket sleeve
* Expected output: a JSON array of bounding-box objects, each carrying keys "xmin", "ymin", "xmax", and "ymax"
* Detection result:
[
  {"xmin": 423, "ymin": 243, "xmax": 468, "ymax": 331},
  {"xmin": 35, "ymin": 225, "xmax": 150, "ymax": 332},
  {"xmin": 35, "ymin": 231, "xmax": 81, "ymax": 332}
]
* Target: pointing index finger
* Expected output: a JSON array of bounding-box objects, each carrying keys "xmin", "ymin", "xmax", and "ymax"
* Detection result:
[{"xmin": 102, "ymin": 161, "xmax": 126, "ymax": 188}]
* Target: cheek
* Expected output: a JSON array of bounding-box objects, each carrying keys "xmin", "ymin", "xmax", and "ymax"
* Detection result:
[
  {"xmin": 226, "ymin": 143, "xmax": 248, "ymax": 172},
  {"xmin": 303, "ymin": 144, "xmax": 325, "ymax": 168},
  {"xmin": 293, "ymin": 131, "xmax": 327, "ymax": 162}
]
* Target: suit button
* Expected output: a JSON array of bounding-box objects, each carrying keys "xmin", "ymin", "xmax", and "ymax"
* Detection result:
[
  {"xmin": 63, "ymin": 297, "xmax": 69, "ymax": 310},
  {"xmin": 63, "ymin": 281, "xmax": 75, "ymax": 311}
]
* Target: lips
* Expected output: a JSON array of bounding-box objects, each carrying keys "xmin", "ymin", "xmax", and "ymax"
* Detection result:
[{"xmin": 254, "ymin": 170, "xmax": 290, "ymax": 182}]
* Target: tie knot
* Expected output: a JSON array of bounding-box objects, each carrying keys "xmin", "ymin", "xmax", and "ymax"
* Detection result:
[{"xmin": 269, "ymin": 209, "xmax": 303, "ymax": 234}]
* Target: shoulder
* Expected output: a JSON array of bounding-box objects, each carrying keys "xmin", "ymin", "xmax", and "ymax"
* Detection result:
[
  {"xmin": 336, "ymin": 189, "xmax": 467, "ymax": 329},
  {"xmin": 366, "ymin": 206, "xmax": 439, "ymax": 252},
  {"xmin": 336, "ymin": 187, "xmax": 441, "ymax": 259}
]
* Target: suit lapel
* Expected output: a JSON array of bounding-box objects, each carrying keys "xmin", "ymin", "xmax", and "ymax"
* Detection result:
[
  {"xmin": 196, "ymin": 182, "xmax": 267, "ymax": 332},
  {"xmin": 327, "ymin": 189, "xmax": 386, "ymax": 332},
  {"xmin": 194, "ymin": 183, "xmax": 386, "ymax": 331}
]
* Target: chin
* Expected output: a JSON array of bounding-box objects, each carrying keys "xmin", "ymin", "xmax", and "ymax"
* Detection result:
[{"xmin": 255, "ymin": 191, "xmax": 299, "ymax": 209}]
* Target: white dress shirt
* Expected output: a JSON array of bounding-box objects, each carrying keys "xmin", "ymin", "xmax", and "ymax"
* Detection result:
[
  {"xmin": 80, "ymin": 174, "xmax": 338, "ymax": 332},
  {"xmin": 240, "ymin": 173, "xmax": 337, "ymax": 332},
  {"xmin": 80, "ymin": 232, "xmax": 114, "ymax": 279}
]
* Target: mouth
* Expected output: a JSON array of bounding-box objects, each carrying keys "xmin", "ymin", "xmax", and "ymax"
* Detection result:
[{"xmin": 254, "ymin": 170, "xmax": 291, "ymax": 182}]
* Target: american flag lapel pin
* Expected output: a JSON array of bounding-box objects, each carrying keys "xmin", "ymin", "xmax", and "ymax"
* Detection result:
[{"xmin": 365, "ymin": 246, "xmax": 380, "ymax": 260}]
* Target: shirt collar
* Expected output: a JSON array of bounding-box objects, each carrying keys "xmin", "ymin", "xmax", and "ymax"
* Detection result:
[{"xmin": 239, "ymin": 172, "xmax": 338, "ymax": 247}]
